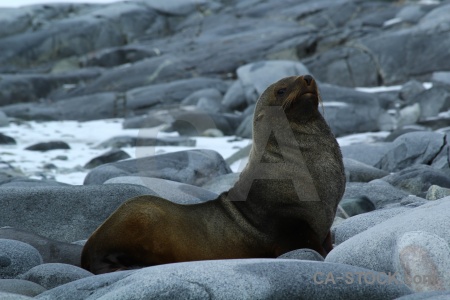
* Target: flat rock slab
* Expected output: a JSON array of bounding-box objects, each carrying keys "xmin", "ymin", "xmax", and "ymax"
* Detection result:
[{"xmin": 35, "ymin": 259, "xmax": 412, "ymax": 299}]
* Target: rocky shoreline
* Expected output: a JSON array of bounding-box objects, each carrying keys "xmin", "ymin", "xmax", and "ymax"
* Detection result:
[{"xmin": 1, "ymin": 0, "xmax": 450, "ymax": 299}]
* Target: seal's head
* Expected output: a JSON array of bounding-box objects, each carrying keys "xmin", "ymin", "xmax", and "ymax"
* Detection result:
[{"xmin": 256, "ymin": 75, "xmax": 320, "ymax": 122}]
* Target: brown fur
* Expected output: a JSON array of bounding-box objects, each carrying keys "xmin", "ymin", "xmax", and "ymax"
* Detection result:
[{"xmin": 81, "ymin": 75, "xmax": 346, "ymax": 274}]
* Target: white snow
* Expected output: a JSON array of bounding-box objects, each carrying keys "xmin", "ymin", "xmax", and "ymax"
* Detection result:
[{"xmin": 0, "ymin": 117, "xmax": 390, "ymax": 185}]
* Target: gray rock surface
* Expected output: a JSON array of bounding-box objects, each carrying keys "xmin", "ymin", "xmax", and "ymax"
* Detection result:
[
  {"xmin": 343, "ymin": 158, "xmax": 389, "ymax": 182},
  {"xmin": 35, "ymin": 259, "xmax": 412, "ymax": 300},
  {"xmin": 0, "ymin": 184, "xmax": 154, "ymax": 242},
  {"xmin": 343, "ymin": 181, "xmax": 409, "ymax": 208},
  {"xmin": 376, "ymin": 132, "xmax": 446, "ymax": 172},
  {"xmin": 19, "ymin": 263, "xmax": 93, "ymax": 290},
  {"xmin": 277, "ymin": 249, "xmax": 324, "ymax": 262},
  {"xmin": 0, "ymin": 228, "xmax": 82, "ymax": 267},
  {"xmin": 84, "ymin": 149, "xmax": 231, "ymax": 186},
  {"xmin": 326, "ymin": 197, "xmax": 450, "ymax": 292},
  {"xmin": 381, "ymin": 165, "xmax": 450, "ymax": 196},
  {"xmin": 0, "ymin": 279, "xmax": 45, "ymax": 298},
  {"xmin": 0, "ymin": 239, "xmax": 43, "ymax": 279}
]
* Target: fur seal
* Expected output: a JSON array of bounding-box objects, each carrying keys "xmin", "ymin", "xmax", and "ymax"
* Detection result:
[{"xmin": 81, "ymin": 75, "xmax": 346, "ymax": 274}]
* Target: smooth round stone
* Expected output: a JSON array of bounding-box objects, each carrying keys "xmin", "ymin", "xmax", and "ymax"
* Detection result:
[{"xmin": 0, "ymin": 239, "xmax": 43, "ymax": 279}]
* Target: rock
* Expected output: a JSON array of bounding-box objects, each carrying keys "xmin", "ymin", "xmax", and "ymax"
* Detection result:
[
  {"xmin": 319, "ymin": 84, "xmax": 383, "ymax": 136},
  {"xmin": 181, "ymin": 88, "xmax": 222, "ymax": 106},
  {"xmin": 235, "ymin": 113, "xmax": 253, "ymax": 138},
  {"xmin": 0, "ymin": 239, "xmax": 43, "ymax": 279},
  {"xmin": 84, "ymin": 149, "xmax": 131, "ymax": 169},
  {"xmin": 168, "ymin": 111, "xmax": 242, "ymax": 136},
  {"xmin": 426, "ymin": 185, "xmax": 450, "ymax": 201},
  {"xmin": 341, "ymin": 142, "xmax": 393, "ymax": 167},
  {"xmin": 396, "ymin": 5, "xmax": 429, "ymax": 24},
  {"xmin": 397, "ymin": 103, "xmax": 420, "ymax": 128},
  {"xmin": 343, "ymin": 158, "xmax": 389, "ymax": 182},
  {"xmin": 104, "ymin": 177, "xmax": 217, "ymax": 204},
  {"xmin": 384, "ymin": 128, "xmax": 424, "ymax": 142},
  {"xmin": 224, "ymin": 143, "xmax": 252, "ymax": 166},
  {"xmin": 142, "ymin": 0, "xmax": 210, "ymax": 16},
  {"xmin": 95, "ymin": 136, "xmax": 196, "ymax": 149},
  {"xmin": 0, "ymin": 178, "xmax": 68, "ymax": 188},
  {"xmin": 400, "ymin": 195, "xmax": 428, "ymax": 208},
  {"xmin": 277, "ymin": 249, "xmax": 324, "ymax": 262},
  {"xmin": 336, "ymin": 197, "xmax": 375, "ymax": 219},
  {"xmin": 326, "ymin": 197, "xmax": 450, "ymax": 292},
  {"xmin": 200, "ymin": 173, "xmax": 240, "ymax": 194},
  {"xmin": 0, "ymin": 111, "xmax": 9, "ymax": 127},
  {"xmin": 19, "ymin": 263, "xmax": 93, "ymax": 290},
  {"xmin": 222, "ymin": 80, "xmax": 247, "ymax": 111},
  {"xmin": 0, "ymin": 133, "xmax": 16, "ymax": 145},
  {"xmin": 84, "ymin": 149, "xmax": 231, "ymax": 186},
  {"xmin": 343, "ymin": 181, "xmax": 409, "ymax": 208},
  {"xmin": 399, "ymin": 80, "xmax": 426, "ymax": 104},
  {"xmin": 236, "ymin": 60, "xmax": 310, "ymax": 103},
  {"xmin": 396, "ymin": 290, "xmax": 450, "ymax": 300},
  {"xmin": 35, "ymin": 259, "xmax": 412, "ymax": 299},
  {"xmin": 432, "ymin": 71, "xmax": 450, "ymax": 85},
  {"xmin": 0, "ymin": 184, "xmax": 154, "ymax": 242},
  {"xmin": 394, "ymin": 231, "xmax": 450, "ymax": 292},
  {"xmin": 376, "ymin": 132, "xmax": 446, "ymax": 172},
  {"xmin": 381, "ymin": 165, "xmax": 450, "ymax": 197},
  {"xmin": 25, "ymin": 141, "xmax": 70, "ymax": 152},
  {"xmin": 333, "ymin": 206, "xmax": 413, "ymax": 245},
  {"xmin": 0, "ymin": 279, "xmax": 45, "ymax": 298},
  {"xmin": 414, "ymin": 87, "xmax": 450, "ymax": 121},
  {"xmin": 0, "ymin": 228, "xmax": 82, "ymax": 267}
]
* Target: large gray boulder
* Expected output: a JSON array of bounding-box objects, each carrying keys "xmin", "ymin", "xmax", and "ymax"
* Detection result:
[
  {"xmin": 35, "ymin": 259, "xmax": 412, "ymax": 299},
  {"xmin": 326, "ymin": 197, "xmax": 450, "ymax": 292},
  {"xmin": 84, "ymin": 149, "xmax": 231, "ymax": 186},
  {"xmin": 0, "ymin": 184, "xmax": 154, "ymax": 242}
]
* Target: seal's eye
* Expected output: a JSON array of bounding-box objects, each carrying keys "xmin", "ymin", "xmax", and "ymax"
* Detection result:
[{"xmin": 276, "ymin": 88, "xmax": 286, "ymax": 96}]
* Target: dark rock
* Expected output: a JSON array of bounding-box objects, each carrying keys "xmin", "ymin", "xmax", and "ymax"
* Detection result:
[
  {"xmin": 0, "ymin": 228, "xmax": 82, "ymax": 267},
  {"xmin": 34, "ymin": 259, "xmax": 412, "ymax": 299},
  {"xmin": 343, "ymin": 181, "xmax": 409, "ymax": 208},
  {"xmin": 381, "ymin": 165, "xmax": 450, "ymax": 196},
  {"xmin": 0, "ymin": 239, "xmax": 42, "ymax": 279},
  {"xmin": 84, "ymin": 149, "xmax": 131, "ymax": 169},
  {"xmin": 0, "ymin": 279, "xmax": 46, "ymax": 298},
  {"xmin": 84, "ymin": 149, "xmax": 231, "ymax": 186},
  {"xmin": 376, "ymin": 132, "xmax": 445, "ymax": 172},
  {"xmin": 0, "ymin": 133, "xmax": 16, "ymax": 145},
  {"xmin": 25, "ymin": 141, "xmax": 70, "ymax": 152},
  {"xmin": 343, "ymin": 158, "xmax": 389, "ymax": 182},
  {"xmin": 337, "ymin": 196, "xmax": 375, "ymax": 219},
  {"xmin": 19, "ymin": 263, "xmax": 93, "ymax": 290},
  {"xmin": 0, "ymin": 184, "xmax": 154, "ymax": 241}
]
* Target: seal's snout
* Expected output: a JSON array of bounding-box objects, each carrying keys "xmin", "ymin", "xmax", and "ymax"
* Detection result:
[{"xmin": 303, "ymin": 75, "xmax": 313, "ymax": 86}]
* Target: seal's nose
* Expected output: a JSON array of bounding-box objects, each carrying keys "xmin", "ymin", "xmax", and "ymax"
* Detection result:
[{"xmin": 303, "ymin": 75, "xmax": 313, "ymax": 86}]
